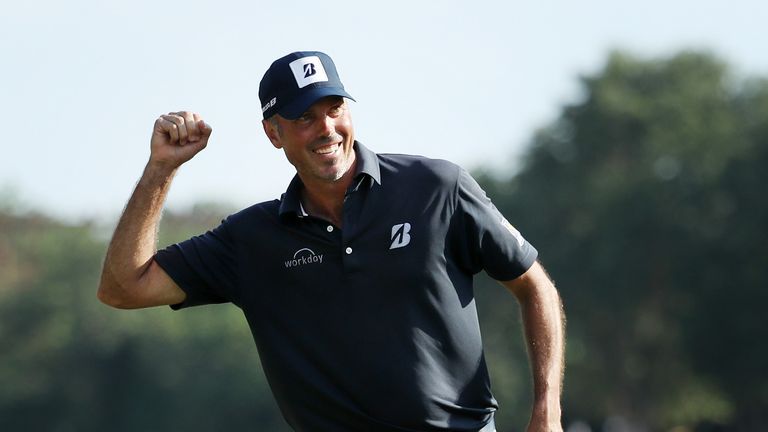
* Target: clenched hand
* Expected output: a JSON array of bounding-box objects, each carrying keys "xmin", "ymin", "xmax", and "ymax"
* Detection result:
[{"xmin": 150, "ymin": 111, "xmax": 212, "ymax": 170}]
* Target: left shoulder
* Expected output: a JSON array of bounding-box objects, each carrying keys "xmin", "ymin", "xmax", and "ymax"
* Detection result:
[{"xmin": 377, "ymin": 152, "xmax": 463, "ymax": 186}]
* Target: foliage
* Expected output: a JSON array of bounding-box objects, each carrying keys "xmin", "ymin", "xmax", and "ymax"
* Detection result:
[
  {"xmin": 0, "ymin": 208, "xmax": 287, "ymax": 432},
  {"xmin": 479, "ymin": 50, "xmax": 768, "ymax": 430},
  {"xmin": 1, "ymin": 50, "xmax": 767, "ymax": 431}
]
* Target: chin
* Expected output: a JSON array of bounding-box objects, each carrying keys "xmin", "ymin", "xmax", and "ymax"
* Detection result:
[
  {"xmin": 322, "ymin": 162, "xmax": 353, "ymax": 182},
  {"xmin": 323, "ymin": 171, "xmax": 346, "ymax": 182}
]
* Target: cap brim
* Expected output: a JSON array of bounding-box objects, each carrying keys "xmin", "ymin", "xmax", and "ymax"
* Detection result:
[{"xmin": 278, "ymin": 87, "xmax": 355, "ymax": 120}]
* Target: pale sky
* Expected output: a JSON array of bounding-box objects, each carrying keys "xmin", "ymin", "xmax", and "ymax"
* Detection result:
[{"xmin": 2, "ymin": 0, "xmax": 766, "ymax": 221}]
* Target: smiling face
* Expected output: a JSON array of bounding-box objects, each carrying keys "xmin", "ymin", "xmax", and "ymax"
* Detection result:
[{"xmin": 263, "ymin": 96, "xmax": 356, "ymax": 186}]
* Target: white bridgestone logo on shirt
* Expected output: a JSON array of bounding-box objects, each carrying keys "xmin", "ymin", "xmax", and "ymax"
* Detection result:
[
  {"xmin": 390, "ymin": 223, "xmax": 412, "ymax": 250},
  {"xmin": 285, "ymin": 248, "xmax": 324, "ymax": 268}
]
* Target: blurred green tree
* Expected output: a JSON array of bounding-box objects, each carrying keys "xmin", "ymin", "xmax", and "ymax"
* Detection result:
[
  {"xmin": 477, "ymin": 50, "xmax": 768, "ymax": 430},
  {"xmin": 0, "ymin": 207, "xmax": 289, "ymax": 431},
  {"xmin": 2, "ymin": 49, "xmax": 767, "ymax": 432}
]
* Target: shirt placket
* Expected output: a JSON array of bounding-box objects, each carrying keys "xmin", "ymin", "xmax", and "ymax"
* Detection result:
[{"xmin": 339, "ymin": 177, "xmax": 367, "ymax": 274}]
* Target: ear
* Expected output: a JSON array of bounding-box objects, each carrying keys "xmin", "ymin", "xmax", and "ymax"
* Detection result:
[{"xmin": 262, "ymin": 118, "xmax": 282, "ymax": 149}]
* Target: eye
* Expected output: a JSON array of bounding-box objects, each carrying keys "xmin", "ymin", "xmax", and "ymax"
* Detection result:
[
  {"xmin": 296, "ymin": 112, "xmax": 313, "ymax": 123},
  {"xmin": 328, "ymin": 104, "xmax": 344, "ymax": 117}
]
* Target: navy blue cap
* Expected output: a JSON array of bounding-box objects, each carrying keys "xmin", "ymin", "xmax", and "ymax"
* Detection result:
[{"xmin": 259, "ymin": 51, "xmax": 355, "ymax": 120}]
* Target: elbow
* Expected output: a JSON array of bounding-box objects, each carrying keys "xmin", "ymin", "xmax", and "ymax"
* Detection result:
[
  {"xmin": 97, "ymin": 289, "xmax": 139, "ymax": 310},
  {"xmin": 97, "ymin": 276, "xmax": 136, "ymax": 309},
  {"xmin": 97, "ymin": 283, "xmax": 125, "ymax": 309}
]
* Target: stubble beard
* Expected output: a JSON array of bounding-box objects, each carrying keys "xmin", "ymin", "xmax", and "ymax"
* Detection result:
[
  {"xmin": 310, "ymin": 134, "xmax": 353, "ymax": 183},
  {"xmin": 315, "ymin": 148, "xmax": 353, "ymax": 183}
]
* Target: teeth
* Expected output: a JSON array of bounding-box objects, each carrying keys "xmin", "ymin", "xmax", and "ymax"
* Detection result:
[{"xmin": 314, "ymin": 144, "xmax": 339, "ymax": 155}]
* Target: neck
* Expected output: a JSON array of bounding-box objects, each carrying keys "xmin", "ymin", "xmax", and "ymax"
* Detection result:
[{"xmin": 299, "ymin": 160, "xmax": 357, "ymax": 228}]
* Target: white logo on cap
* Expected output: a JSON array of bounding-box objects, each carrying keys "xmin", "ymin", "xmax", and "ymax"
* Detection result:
[
  {"xmin": 261, "ymin": 97, "xmax": 277, "ymax": 113},
  {"xmin": 289, "ymin": 56, "xmax": 329, "ymax": 88}
]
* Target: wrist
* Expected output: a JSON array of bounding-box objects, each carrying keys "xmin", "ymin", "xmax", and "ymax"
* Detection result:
[
  {"xmin": 143, "ymin": 160, "xmax": 178, "ymax": 182},
  {"xmin": 531, "ymin": 397, "xmax": 562, "ymax": 422},
  {"xmin": 533, "ymin": 386, "xmax": 561, "ymax": 412},
  {"xmin": 528, "ymin": 401, "xmax": 563, "ymax": 432}
]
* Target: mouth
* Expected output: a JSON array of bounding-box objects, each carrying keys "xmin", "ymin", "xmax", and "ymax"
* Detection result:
[{"xmin": 312, "ymin": 142, "xmax": 341, "ymax": 156}]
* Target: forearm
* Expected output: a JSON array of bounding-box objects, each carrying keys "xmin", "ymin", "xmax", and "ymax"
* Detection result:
[
  {"xmin": 502, "ymin": 262, "xmax": 566, "ymax": 431},
  {"xmin": 98, "ymin": 162, "xmax": 176, "ymax": 303},
  {"xmin": 520, "ymin": 280, "xmax": 565, "ymax": 417}
]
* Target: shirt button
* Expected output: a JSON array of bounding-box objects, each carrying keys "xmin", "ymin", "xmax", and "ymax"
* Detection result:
[
  {"xmin": 327, "ymin": 225, "xmax": 334, "ymax": 232},
  {"xmin": 345, "ymin": 247, "xmax": 353, "ymax": 255}
]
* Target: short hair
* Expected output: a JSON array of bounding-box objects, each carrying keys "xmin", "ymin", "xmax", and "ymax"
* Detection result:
[{"xmin": 268, "ymin": 116, "xmax": 282, "ymax": 137}]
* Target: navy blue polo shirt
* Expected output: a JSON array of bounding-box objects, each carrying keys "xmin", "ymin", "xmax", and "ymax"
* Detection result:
[{"xmin": 155, "ymin": 142, "xmax": 538, "ymax": 432}]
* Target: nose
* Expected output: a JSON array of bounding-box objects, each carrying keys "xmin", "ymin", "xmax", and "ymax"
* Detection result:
[{"xmin": 318, "ymin": 113, "xmax": 335, "ymax": 137}]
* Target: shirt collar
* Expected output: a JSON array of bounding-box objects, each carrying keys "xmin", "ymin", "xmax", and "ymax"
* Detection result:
[
  {"xmin": 279, "ymin": 141, "xmax": 380, "ymax": 218},
  {"xmin": 354, "ymin": 140, "xmax": 381, "ymax": 186}
]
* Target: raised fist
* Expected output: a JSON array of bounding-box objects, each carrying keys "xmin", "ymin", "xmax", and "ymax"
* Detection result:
[{"xmin": 150, "ymin": 111, "xmax": 212, "ymax": 169}]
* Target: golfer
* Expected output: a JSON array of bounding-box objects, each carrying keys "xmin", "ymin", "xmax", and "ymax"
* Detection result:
[{"xmin": 98, "ymin": 51, "xmax": 565, "ymax": 432}]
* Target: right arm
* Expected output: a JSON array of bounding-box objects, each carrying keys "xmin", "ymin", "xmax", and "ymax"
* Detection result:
[{"xmin": 97, "ymin": 111, "xmax": 212, "ymax": 309}]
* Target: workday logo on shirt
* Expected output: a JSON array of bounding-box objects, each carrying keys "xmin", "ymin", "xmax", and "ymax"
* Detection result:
[{"xmin": 285, "ymin": 248, "xmax": 324, "ymax": 268}]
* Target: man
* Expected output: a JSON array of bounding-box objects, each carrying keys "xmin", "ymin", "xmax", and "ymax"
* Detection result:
[{"xmin": 98, "ymin": 51, "xmax": 565, "ymax": 432}]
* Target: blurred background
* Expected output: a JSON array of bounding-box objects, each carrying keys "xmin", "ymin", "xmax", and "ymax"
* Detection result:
[{"xmin": 1, "ymin": 1, "xmax": 766, "ymax": 431}]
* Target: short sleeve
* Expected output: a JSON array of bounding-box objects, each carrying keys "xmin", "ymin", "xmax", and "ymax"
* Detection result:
[
  {"xmin": 451, "ymin": 168, "xmax": 538, "ymax": 281},
  {"xmin": 154, "ymin": 218, "xmax": 238, "ymax": 310}
]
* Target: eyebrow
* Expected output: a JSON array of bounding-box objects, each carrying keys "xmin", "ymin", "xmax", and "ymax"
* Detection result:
[{"xmin": 297, "ymin": 98, "xmax": 346, "ymax": 119}]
